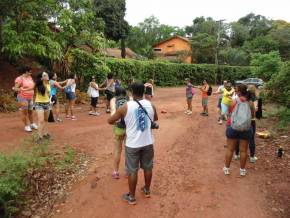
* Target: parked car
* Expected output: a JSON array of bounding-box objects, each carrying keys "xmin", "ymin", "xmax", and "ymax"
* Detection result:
[{"xmin": 235, "ymin": 78, "xmax": 264, "ymax": 88}]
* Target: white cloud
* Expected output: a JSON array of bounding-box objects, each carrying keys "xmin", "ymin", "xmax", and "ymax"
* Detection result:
[{"xmin": 125, "ymin": 0, "xmax": 290, "ymax": 27}]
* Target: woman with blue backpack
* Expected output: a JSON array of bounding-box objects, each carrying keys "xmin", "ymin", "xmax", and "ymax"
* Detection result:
[
  {"xmin": 110, "ymin": 87, "xmax": 130, "ymax": 179},
  {"xmin": 223, "ymin": 84, "xmax": 255, "ymax": 177},
  {"xmin": 64, "ymin": 74, "xmax": 77, "ymax": 120}
]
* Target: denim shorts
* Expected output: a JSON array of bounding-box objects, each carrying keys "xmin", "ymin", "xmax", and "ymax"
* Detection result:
[
  {"xmin": 226, "ymin": 126, "xmax": 252, "ymax": 140},
  {"xmin": 125, "ymin": 144, "xmax": 154, "ymax": 175},
  {"xmin": 34, "ymin": 102, "xmax": 51, "ymax": 111},
  {"xmin": 66, "ymin": 92, "xmax": 76, "ymax": 101},
  {"xmin": 17, "ymin": 96, "xmax": 34, "ymax": 110}
]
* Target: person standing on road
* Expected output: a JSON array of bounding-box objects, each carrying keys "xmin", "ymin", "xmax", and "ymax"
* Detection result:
[
  {"xmin": 101, "ymin": 73, "xmax": 115, "ymax": 113},
  {"xmin": 13, "ymin": 66, "xmax": 38, "ymax": 132},
  {"xmin": 199, "ymin": 80, "xmax": 209, "ymax": 116},
  {"xmin": 221, "ymin": 82, "xmax": 235, "ymax": 122},
  {"xmin": 185, "ymin": 78, "xmax": 194, "ymax": 115},
  {"xmin": 88, "ymin": 76, "xmax": 102, "ymax": 116},
  {"xmin": 234, "ymin": 85, "xmax": 258, "ymax": 163},
  {"xmin": 110, "ymin": 87, "xmax": 129, "ymax": 179},
  {"xmin": 49, "ymin": 72, "xmax": 65, "ymax": 122},
  {"xmin": 223, "ymin": 84, "xmax": 255, "ymax": 177},
  {"xmin": 108, "ymin": 82, "xmax": 158, "ymax": 205},
  {"xmin": 64, "ymin": 74, "xmax": 77, "ymax": 120},
  {"xmin": 214, "ymin": 80, "xmax": 227, "ymax": 124},
  {"xmin": 34, "ymin": 72, "xmax": 51, "ymax": 142},
  {"xmin": 144, "ymin": 79, "xmax": 154, "ymax": 101}
]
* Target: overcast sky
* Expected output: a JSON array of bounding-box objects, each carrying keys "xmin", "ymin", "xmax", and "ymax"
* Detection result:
[{"xmin": 125, "ymin": 0, "xmax": 290, "ymax": 27}]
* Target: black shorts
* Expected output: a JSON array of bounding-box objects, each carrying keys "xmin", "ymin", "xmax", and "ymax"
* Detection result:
[
  {"xmin": 51, "ymin": 95, "xmax": 57, "ymax": 105},
  {"xmin": 105, "ymin": 90, "xmax": 114, "ymax": 101},
  {"xmin": 125, "ymin": 144, "xmax": 154, "ymax": 175},
  {"xmin": 91, "ymin": 97, "xmax": 98, "ymax": 108}
]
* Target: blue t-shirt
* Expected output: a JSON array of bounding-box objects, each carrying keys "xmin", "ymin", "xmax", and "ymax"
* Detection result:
[{"xmin": 49, "ymin": 80, "xmax": 57, "ymax": 96}]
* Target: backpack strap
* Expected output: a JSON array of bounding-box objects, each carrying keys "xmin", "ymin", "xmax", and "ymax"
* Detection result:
[{"xmin": 134, "ymin": 100, "xmax": 154, "ymax": 124}]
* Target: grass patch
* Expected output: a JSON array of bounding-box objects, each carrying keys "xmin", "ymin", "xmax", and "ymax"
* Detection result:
[{"xmin": 0, "ymin": 138, "xmax": 81, "ymax": 218}]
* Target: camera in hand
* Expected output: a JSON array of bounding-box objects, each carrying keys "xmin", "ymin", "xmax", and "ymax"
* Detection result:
[{"xmin": 151, "ymin": 121, "xmax": 159, "ymax": 129}]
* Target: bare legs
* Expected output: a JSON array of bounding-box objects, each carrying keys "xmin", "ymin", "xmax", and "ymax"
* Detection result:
[
  {"xmin": 36, "ymin": 110, "xmax": 49, "ymax": 138},
  {"xmin": 113, "ymin": 138, "xmax": 123, "ymax": 173},
  {"xmin": 65, "ymin": 100, "xmax": 75, "ymax": 117},
  {"xmin": 225, "ymin": 138, "xmax": 248, "ymax": 169},
  {"xmin": 187, "ymin": 99, "xmax": 192, "ymax": 111},
  {"xmin": 128, "ymin": 170, "xmax": 152, "ymax": 198}
]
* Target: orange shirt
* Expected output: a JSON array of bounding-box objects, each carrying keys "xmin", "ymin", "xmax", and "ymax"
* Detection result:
[{"xmin": 201, "ymin": 85, "xmax": 209, "ymax": 98}]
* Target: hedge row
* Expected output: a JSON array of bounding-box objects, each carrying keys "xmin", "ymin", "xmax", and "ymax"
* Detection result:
[
  {"xmin": 104, "ymin": 58, "xmax": 253, "ymax": 86},
  {"xmin": 69, "ymin": 50, "xmax": 253, "ymax": 87}
]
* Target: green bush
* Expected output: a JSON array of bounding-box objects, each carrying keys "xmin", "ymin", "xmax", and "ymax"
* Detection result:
[
  {"xmin": 266, "ymin": 61, "xmax": 290, "ymax": 107},
  {"xmin": 104, "ymin": 58, "xmax": 253, "ymax": 86},
  {"xmin": 250, "ymin": 51, "xmax": 282, "ymax": 81}
]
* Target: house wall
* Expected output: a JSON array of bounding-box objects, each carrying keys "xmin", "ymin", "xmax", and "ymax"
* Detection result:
[{"xmin": 153, "ymin": 38, "xmax": 192, "ymax": 63}]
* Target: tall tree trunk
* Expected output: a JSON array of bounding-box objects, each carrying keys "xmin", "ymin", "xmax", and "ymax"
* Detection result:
[{"xmin": 121, "ymin": 38, "xmax": 126, "ymax": 59}]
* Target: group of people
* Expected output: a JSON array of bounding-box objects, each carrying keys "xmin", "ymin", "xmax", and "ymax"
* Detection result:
[
  {"xmin": 184, "ymin": 78, "xmax": 261, "ymax": 177},
  {"xmin": 13, "ymin": 66, "xmax": 78, "ymax": 141},
  {"xmin": 13, "ymin": 67, "xmax": 262, "ymax": 205}
]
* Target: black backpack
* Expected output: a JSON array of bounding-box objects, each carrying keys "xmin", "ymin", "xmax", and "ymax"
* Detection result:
[{"xmin": 207, "ymin": 86, "xmax": 212, "ymax": 96}]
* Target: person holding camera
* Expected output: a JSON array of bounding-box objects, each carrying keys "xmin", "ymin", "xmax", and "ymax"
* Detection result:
[{"xmin": 108, "ymin": 82, "xmax": 158, "ymax": 205}]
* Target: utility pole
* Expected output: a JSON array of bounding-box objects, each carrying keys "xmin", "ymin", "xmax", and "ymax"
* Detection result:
[{"xmin": 215, "ymin": 19, "xmax": 225, "ymax": 84}]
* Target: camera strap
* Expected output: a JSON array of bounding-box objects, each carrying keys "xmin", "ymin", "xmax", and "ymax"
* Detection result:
[{"xmin": 134, "ymin": 99, "xmax": 154, "ymax": 123}]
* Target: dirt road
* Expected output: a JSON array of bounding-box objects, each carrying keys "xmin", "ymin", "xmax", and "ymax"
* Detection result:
[{"xmin": 0, "ymin": 88, "xmax": 273, "ymax": 218}]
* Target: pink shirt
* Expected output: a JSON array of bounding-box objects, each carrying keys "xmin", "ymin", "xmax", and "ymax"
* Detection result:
[{"xmin": 15, "ymin": 76, "xmax": 34, "ymax": 99}]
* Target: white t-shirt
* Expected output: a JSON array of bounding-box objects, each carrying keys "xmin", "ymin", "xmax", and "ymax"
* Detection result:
[
  {"xmin": 124, "ymin": 99, "xmax": 154, "ymax": 148},
  {"xmin": 90, "ymin": 82, "xmax": 99, "ymax": 98},
  {"xmin": 217, "ymin": 85, "xmax": 224, "ymax": 99},
  {"xmin": 67, "ymin": 79, "xmax": 76, "ymax": 93}
]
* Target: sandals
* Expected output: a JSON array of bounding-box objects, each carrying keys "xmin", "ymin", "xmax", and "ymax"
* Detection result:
[{"xmin": 112, "ymin": 171, "xmax": 120, "ymax": 179}]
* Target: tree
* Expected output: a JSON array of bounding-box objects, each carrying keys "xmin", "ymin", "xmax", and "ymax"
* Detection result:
[
  {"xmin": 243, "ymin": 36, "xmax": 279, "ymax": 54},
  {"xmin": 126, "ymin": 16, "xmax": 186, "ymax": 58},
  {"xmin": 186, "ymin": 17, "xmax": 229, "ymax": 64},
  {"xmin": 268, "ymin": 20, "xmax": 290, "ymax": 60},
  {"xmin": 250, "ymin": 51, "xmax": 282, "ymax": 81},
  {"xmin": 238, "ymin": 13, "xmax": 273, "ymax": 39},
  {"xmin": 93, "ymin": 0, "xmax": 129, "ymax": 57},
  {"xmin": 230, "ymin": 22, "xmax": 250, "ymax": 47},
  {"xmin": 267, "ymin": 61, "xmax": 290, "ymax": 107}
]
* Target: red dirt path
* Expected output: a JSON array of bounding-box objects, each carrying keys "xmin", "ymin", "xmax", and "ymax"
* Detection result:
[{"xmin": 0, "ymin": 88, "xmax": 275, "ymax": 218}]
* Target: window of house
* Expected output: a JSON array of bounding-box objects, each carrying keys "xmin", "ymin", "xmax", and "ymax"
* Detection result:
[
  {"xmin": 154, "ymin": 48, "xmax": 162, "ymax": 52},
  {"xmin": 167, "ymin": 44, "xmax": 174, "ymax": 48}
]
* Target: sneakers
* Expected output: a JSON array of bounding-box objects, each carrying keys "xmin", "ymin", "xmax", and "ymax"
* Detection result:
[
  {"xmin": 223, "ymin": 167, "xmax": 230, "ymax": 175},
  {"xmin": 141, "ymin": 187, "xmax": 151, "ymax": 198},
  {"xmin": 249, "ymin": 156, "xmax": 258, "ymax": 163},
  {"xmin": 24, "ymin": 125, "xmax": 32, "ymax": 132},
  {"xmin": 122, "ymin": 193, "xmax": 136, "ymax": 205},
  {"xmin": 218, "ymin": 119, "xmax": 223, "ymax": 125},
  {"xmin": 106, "ymin": 109, "xmax": 110, "ymax": 113},
  {"xmin": 187, "ymin": 111, "xmax": 192, "ymax": 115},
  {"xmin": 30, "ymin": 123, "xmax": 38, "ymax": 130},
  {"xmin": 240, "ymin": 168, "xmax": 247, "ymax": 177},
  {"xmin": 71, "ymin": 116, "xmax": 77, "ymax": 121},
  {"xmin": 92, "ymin": 112, "xmax": 100, "ymax": 116},
  {"xmin": 200, "ymin": 112, "xmax": 209, "ymax": 116},
  {"xmin": 233, "ymin": 154, "xmax": 240, "ymax": 160},
  {"xmin": 112, "ymin": 171, "xmax": 120, "ymax": 179}
]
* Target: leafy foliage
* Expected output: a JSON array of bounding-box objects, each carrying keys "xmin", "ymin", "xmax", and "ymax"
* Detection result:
[
  {"xmin": 266, "ymin": 61, "xmax": 290, "ymax": 107},
  {"xmin": 250, "ymin": 51, "xmax": 282, "ymax": 81},
  {"xmin": 103, "ymin": 58, "xmax": 252, "ymax": 86}
]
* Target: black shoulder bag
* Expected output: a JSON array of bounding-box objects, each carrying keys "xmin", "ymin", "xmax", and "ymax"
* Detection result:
[{"xmin": 134, "ymin": 100, "xmax": 159, "ymax": 130}]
